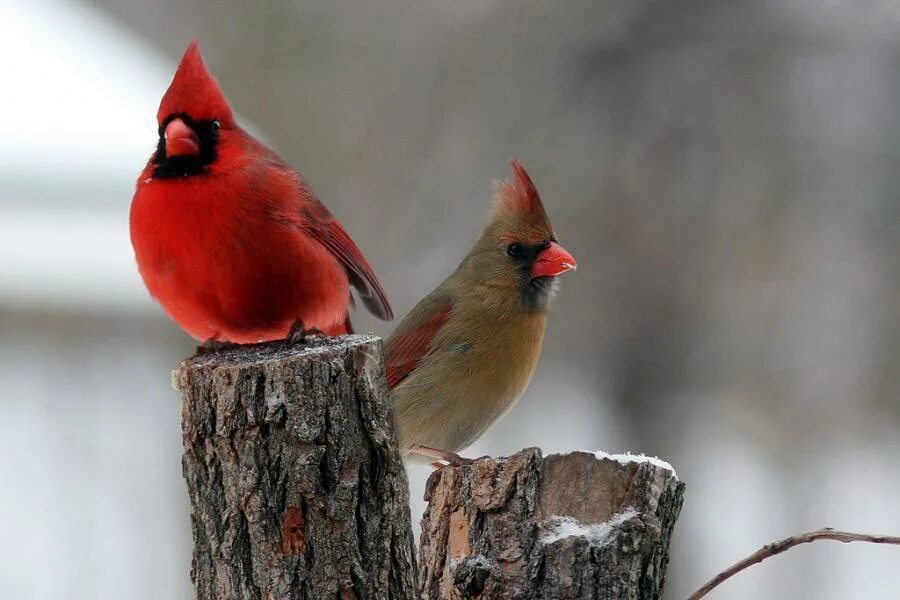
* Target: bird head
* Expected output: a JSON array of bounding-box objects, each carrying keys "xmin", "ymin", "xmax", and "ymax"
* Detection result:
[
  {"xmin": 152, "ymin": 41, "xmax": 235, "ymax": 178},
  {"xmin": 470, "ymin": 159, "xmax": 577, "ymax": 312}
]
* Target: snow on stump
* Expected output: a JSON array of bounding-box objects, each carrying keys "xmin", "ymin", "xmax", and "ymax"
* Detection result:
[
  {"xmin": 176, "ymin": 335, "xmax": 417, "ymax": 600},
  {"xmin": 418, "ymin": 447, "xmax": 684, "ymax": 600}
]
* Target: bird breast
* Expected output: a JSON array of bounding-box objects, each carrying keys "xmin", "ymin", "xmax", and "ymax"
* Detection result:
[{"xmin": 393, "ymin": 310, "xmax": 548, "ymax": 453}]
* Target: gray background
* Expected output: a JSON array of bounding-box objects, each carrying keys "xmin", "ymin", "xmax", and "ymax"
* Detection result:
[{"xmin": 1, "ymin": 1, "xmax": 898, "ymax": 598}]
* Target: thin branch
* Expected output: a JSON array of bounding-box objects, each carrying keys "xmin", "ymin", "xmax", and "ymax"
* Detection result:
[{"xmin": 687, "ymin": 528, "xmax": 900, "ymax": 600}]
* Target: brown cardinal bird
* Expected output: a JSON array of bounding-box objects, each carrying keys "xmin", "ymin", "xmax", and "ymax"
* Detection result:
[
  {"xmin": 386, "ymin": 160, "xmax": 576, "ymax": 465},
  {"xmin": 130, "ymin": 41, "xmax": 392, "ymax": 344}
]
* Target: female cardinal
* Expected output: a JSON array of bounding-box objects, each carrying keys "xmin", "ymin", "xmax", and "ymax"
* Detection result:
[
  {"xmin": 130, "ymin": 42, "xmax": 392, "ymax": 344},
  {"xmin": 386, "ymin": 160, "xmax": 576, "ymax": 465}
]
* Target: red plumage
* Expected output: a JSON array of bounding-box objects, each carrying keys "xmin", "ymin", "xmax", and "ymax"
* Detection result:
[
  {"xmin": 156, "ymin": 41, "xmax": 234, "ymax": 128},
  {"xmin": 130, "ymin": 41, "xmax": 392, "ymax": 343}
]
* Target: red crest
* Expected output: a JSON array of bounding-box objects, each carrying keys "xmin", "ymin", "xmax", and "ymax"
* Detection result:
[{"xmin": 157, "ymin": 40, "xmax": 234, "ymax": 127}]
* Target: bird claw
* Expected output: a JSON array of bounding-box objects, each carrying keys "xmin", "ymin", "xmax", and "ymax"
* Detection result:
[
  {"xmin": 445, "ymin": 454, "xmax": 474, "ymax": 467},
  {"xmin": 284, "ymin": 320, "xmax": 326, "ymax": 346},
  {"xmin": 196, "ymin": 338, "xmax": 239, "ymax": 355},
  {"xmin": 412, "ymin": 444, "xmax": 473, "ymax": 468}
]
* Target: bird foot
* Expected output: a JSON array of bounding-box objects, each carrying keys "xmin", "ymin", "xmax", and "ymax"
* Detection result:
[
  {"xmin": 196, "ymin": 338, "xmax": 239, "ymax": 355},
  {"xmin": 411, "ymin": 444, "xmax": 473, "ymax": 468},
  {"xmin": 284, "ymin": 320, "xmax": 327, "ymax": 346}
]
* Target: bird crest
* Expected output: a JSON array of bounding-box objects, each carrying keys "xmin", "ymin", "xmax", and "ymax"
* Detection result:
[
  {"xmin": 493, "ymin": 159, "xmax": 553, "ymax": 234},
  {"xmin": 157, "ymin": 40, "xmax": 234, "ymax": 127}
]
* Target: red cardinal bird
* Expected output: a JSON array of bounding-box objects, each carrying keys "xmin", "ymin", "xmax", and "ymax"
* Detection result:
[
  {"xmin": 386, "ymin": 160, "xmax": 576, "ymax": 465},
  {"xmin": 130, "ymin": 42, "xmax": 392, "ymax": 343}
]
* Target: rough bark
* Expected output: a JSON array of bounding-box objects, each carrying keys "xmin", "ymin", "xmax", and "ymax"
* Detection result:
[
  {"xmin": 418, "ymin": 448, "xmax": 684, "ymax": 600},
  {"xmin": 175, "ymin": 335, "xmax": 417, "ymax": 600}
]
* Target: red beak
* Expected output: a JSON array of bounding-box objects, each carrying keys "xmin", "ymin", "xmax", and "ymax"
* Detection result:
[
  {"xmin": 531, "ymin": 241, "xmax": 577, "ymax": 279},
  {"xmin": 164, "ymin": 118, "xmax": 200, "ymax": 157}
]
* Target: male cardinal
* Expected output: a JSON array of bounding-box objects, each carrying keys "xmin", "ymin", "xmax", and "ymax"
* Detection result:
[
  {"xmin": 386, "ymin": 160, "xmax": 576, "ymax": 465},
  {"xmin": 130, "ymin": 42, "xmax": 392, "ymax": 344}
]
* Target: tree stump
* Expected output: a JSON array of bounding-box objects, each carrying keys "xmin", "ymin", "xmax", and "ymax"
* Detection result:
[
  {"xmin": 418, "ymin": 448, "xmax": 685, "ymax": 600},
  {"xmin": 175, "ymin": 335, "xmax": 417, "ymax": 600}
]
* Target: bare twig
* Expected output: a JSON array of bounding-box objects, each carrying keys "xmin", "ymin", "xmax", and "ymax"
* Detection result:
[{"xmin": 688, "ymin": 528, "xmax": 900, "ymax": 600}]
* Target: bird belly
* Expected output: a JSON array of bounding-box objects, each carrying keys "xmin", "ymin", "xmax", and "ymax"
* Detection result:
[
  {"xmin": 413, "ymin": 387, "xmax": 520, "ymax": 454},
  {"xmin": 393, "ymin": 330, "xmax": 543, "ymax": 455},
  {"xmin": 132, "ymin": 199, "xmax": 350, "ymax": 343}
]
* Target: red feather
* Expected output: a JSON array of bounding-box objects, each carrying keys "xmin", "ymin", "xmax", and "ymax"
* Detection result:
[
  {"xmin": 385, "ymin": 305, "xmax": 452, "ymax": 388},
  {"xmin": 247, "ymin": 136, "xmax": 393, "ymax": 322},
  {"xmin": 130, "ymin": 42, "xmax": 392, "ymax": 343},
  {"xmin": 498, "ymin": 158, "xmax": 548, "ymax": 217},
  {"xmin": 157, "ymin": 40, "xmax": 234, "ymax": 127},
  {"xmin": 299, "ymin": 192, "xmax": 394, "ymax": 321}
]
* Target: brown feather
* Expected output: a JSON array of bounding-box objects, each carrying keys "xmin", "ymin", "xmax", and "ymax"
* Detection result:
[
  {"xmin": 388, "ymin": 160, "xmax": 567, "ymax": 462},
  {"xmin": 386, "ymin": 304, "xmax": 452, "ymax": 388}
]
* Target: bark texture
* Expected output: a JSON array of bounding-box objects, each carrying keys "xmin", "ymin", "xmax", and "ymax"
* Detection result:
[
  {"xmin": 418, "ymin": 448, "xmax": 684, "ymax": 600},
  {"xmin": 176, "ymin": 335, "xmax": 417, "ymax": 600}
]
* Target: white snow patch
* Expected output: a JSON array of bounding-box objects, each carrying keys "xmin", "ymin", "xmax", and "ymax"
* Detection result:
[
  {"xmin": 540, "ymin": 507, "xmax": 638, "ymax": 545},
  {"xmin": 555, "ymin": 450, "xmax": 678, "ymax": 479},
  {"xmin": 594, "ymin": 450, "xmax": 677, "ymax": 478}
]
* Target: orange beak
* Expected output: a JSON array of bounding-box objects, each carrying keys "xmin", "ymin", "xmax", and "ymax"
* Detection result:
[
  {"xmin": 531, "ymin": 241, "xmax": 577, "ymax": 279},
  {"xmin": 164, "ymin": 118, "xmax": 200, "ymax": 157}
]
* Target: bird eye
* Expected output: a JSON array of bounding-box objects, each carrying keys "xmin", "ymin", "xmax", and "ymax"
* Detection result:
[
  {"xmin": 211, "ymin": 120, "xmax": 221, "ymax": 133},
  {"xmin": 506, "ymin": 243, "xmax": 524, "ymax": 258}
]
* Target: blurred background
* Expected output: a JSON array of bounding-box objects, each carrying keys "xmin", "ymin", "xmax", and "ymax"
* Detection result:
[{"xmin": 1, "ymin": 0, "xmax": 898, "ymax": 598}]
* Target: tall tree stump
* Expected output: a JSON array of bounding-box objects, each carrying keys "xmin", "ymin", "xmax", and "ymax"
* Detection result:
[
  {"xmin": 175, "ymin": 335, "xmax": 417, "ymax": 600},
  {"xmin": 418, "ymin": 448, "xmax": 684, "ymax": 600}
]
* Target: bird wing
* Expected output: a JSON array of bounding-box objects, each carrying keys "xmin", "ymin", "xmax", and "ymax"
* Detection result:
[
  {"xmin": 243, "ymin": 136, "xmax": 393, "ymax": 321},
  {"xmin": 385, "ymin": 303, "xmax": 452, "ymax": 389},
  {"xmin": 298, "ymin": 187, "xmax": 394, "ymax": 321}
]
